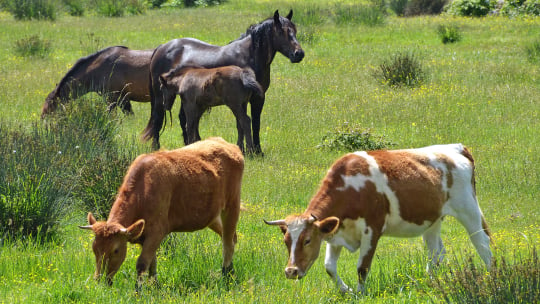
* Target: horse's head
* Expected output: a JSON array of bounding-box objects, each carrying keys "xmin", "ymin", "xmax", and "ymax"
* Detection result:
[
  {"xmin": 41, "ymin": 88, "xmax": 60, "ymax": 118},
  {"xmin": 272, "ymin": 10, "xmax": 304, "ymax": 63}
]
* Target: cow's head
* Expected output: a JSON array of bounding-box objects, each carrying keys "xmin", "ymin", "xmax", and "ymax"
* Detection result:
[
  {"xmin": 265, "ymin": 214, "xmax": 339, "ymax": 279},
  {"xmin": 79, "ymin": 212, "xmax": 145, "ymax": 285}
]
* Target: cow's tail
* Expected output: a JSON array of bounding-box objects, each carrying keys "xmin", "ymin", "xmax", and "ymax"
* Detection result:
[
  {"xmin": 241, "ymin": 68, "xmax": 264, "ymax": 100},
  {"xmin": 461, "ymin": 145, "xmax": 493, "ymax": 243}
]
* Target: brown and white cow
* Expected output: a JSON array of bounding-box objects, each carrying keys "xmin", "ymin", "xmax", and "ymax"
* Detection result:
[
  {"xmin": 265, "ymin": 144, "xmax": 492, "ymax": 293},
  {"xmin": 79, "ymin": 137, "xmax": 244, "ymax": 288}
]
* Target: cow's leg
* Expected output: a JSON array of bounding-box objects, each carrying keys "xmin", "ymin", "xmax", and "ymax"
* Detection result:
[
  {"xmin": 135, "ymin": 238, "xmax": 162, "ymax": 291},
  {"xmin": 149, "ymin": 254, "xmax": 158, "ymax": 282},
  {"xmin": 422, "ymin": 218, "xmax": 446, "ymax": 272},
  {"xmin": 452, "ymin": 198, "xmax": 492, "ymax": 268},
  {"xmin": 220, "ymin": 201, "xmax": 240, "ymax": 277},
  {"xmin": 324, "ymin": 243, "xmax": 351, "ymax": 293},
  {"xmin": 356, "ymin": 228, "xmax": 381, "ymax": 294}
]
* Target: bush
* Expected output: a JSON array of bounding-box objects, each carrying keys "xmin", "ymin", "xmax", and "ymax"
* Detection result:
[
  {"xmin": 63, "ymin": 0, "xmax": 84, "ymax": 16},
  {"xmin": 0, "ymin": 124, "xmax": 70, "ymax": 241},
  {"xmin": 430, "ymin": 247, "xmax": 540, "ymax": 303},
  {"xmin": 334, "ymin": 2, "xmax": 386, "ymax": 26},
  {"xmin": 44, "ymin": 96, "xmax": 135, "ymax": 219},
  {"xmin": 6, "ymin": 0, "xmax": 57, "ymax": 20},
  {"xmin": 445, "ymin": 0, "xmax": 493, "ymax": 16},
  {"xmin": 404, "ymin": 0, "xmax": 448, "ymax": 16},
  {"xmin": 389, "ymin": 0, "xmax": 409, "ymax": 16},
  {"xmin": 93, "ymin": 0, "xmax": 145, "ymax": 17},
  {"xmin": 526, "ymin": 40, "xmax": 540, "ymax": 63},
  {"xmin": 437, "ymin": 24, "xmax": 462, "ymax": 44},
  {"xmin": 317, "ymin": 122, "xmax": 395, "ymax": 152},
  {"xmin": 501, "ymin": 0, "xmax": 540, "ymax": 16},
  {"xmin": 0, "ymin": 96, "xmax": 137, "ymax": 241},
  {"xmin": 14, "ymin": 35, "xmax": 52, "ymax": 57},
  {"xmin": 373, "ymin": 52, "xmax": 426, "ymax": 87}
]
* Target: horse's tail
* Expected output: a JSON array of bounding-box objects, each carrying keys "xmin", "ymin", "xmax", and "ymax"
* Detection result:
[
  {"xmin": 142, "ymin": 44, "xmax": 165, "ymax": 142},
  {"xmin": 241, "ymin": 68, "xmax": 265, "ymax": 100}
]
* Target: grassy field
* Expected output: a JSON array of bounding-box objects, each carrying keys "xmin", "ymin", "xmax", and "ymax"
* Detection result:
[{"xmin": 0, "ymin": 0, "xmax": 539, "ymax": 303}]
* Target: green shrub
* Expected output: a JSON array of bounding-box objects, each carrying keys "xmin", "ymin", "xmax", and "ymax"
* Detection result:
[
  {"xmin": 0, "ymin": 96, "xmax": 137, "ymax": 241},
  {"xmin": 0, "ymin": 124, "xmax": 71, "ymax": 242},
  {"xmin": 501, "ymin": 0, "xmax": 540, "ymax": 16},
  {"xmin": 150, "ymin": 0, "xmax": 167, "ymax": 8},
  {"xmin": 437, "ymin": 24, "xmax": 462, "ymax": 44},
  {"xmin": 430, "ymin": 247, "xmax": 540, "ymax": 303},
  {"xmin": 95, "ymin": 0, "xmax": 124, "ymax": 17},
  {"xmin": 14, "ymin": 35, "xmax": 52, "ymax": 57},
  {"xmin": 373, "ymin": 52, "xmax": 426, "ymax": 87},
  {"xmin": 6, "ymin": 0, "xmax": 57, "ymax": 20},
  {"xmin": 389, "ymin": 0, "xmax": 409, "ymax": 16},
  {"xmin": 45, "ymin": 96, "xmax": 135, "ymax": 219},
  {"xmin": 445, "ymin": 0, "xmax": 493, "ymax": 17},
  {"xmin": 317, "ymin": 122, "xmax": 395, "ymax": 152},
  {"xmin": 526, "ymin": 40, "xmax": 540, "ymax": 63},
  {"xmin": 404, "ymin": 0, "xmax": 448, "ymax": 16},
  {"xmin": 63, "ymin": 0, "xmax": 84, "ymax": 16},
  {"xmin": 334, "ymin": 2, "xmax": 386, "ymax": 26}
]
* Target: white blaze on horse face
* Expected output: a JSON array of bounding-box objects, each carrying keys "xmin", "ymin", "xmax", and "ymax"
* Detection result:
[{"xmin": 288, "ymin": 219, "xmax": 307, "ymax": 266}]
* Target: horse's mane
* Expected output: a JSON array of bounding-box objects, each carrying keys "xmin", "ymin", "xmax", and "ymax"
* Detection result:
[
  {"xmin": 53, "ymin": 46, "xmax": 128, "ymax": 93},
  {"xmin": 230, "ymin": 17, "xmax": 273, "ymax": 48}
]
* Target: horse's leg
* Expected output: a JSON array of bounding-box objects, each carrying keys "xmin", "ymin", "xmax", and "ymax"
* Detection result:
[
  {"xmin": 178, "ymin": 104, "xmax": 188, "ymax": 145},
  {"xmin": 250, "ymin": 95, "xmax": 264, "ymax": 155},
  {"xmin": 193, "ymin": 107, "xmax": 205, "ymax": 142},
  {"xmin": 230, "ymin": 102, "xmax": 252, "ymax": 154}
]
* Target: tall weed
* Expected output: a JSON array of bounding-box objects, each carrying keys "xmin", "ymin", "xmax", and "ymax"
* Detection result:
[{"xmin": 430, "ymin": 248, "xmax": 540, "ymax": 303}]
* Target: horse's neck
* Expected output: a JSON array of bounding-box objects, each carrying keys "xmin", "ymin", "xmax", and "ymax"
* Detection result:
[{"xmin": 225, "ymin": 35, "xmax": 274, "ymax": 88}]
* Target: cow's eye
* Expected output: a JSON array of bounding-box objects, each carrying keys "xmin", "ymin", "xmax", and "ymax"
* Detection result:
[
  {"xmin": 304, "ymin": 239, "xmax": 311, "ymax": 246},
  {"xmin": 113, "ymin": 248, "xmax": 119, "ymax": 254}
]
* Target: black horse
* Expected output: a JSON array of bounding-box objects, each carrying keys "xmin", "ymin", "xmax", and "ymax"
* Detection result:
[{"xmin": 142, "ymin": 10, "xmax": 304, "ymax": 154}]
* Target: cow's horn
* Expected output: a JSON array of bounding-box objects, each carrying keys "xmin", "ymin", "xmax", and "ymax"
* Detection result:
[
  {"xmin": 263, "ymin": 219, "xmax": 286, "ymax": 226},
  {"xmin": 78, "ymin": 225, "xmax": 93, "ymax": 230}
]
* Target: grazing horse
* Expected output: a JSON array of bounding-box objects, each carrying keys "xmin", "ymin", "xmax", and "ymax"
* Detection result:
[
  {"xmin": 142, "ymin": 10, "xmax": 305, "ymax": 153},
  {"xmin": 159, "ymin": 65, "xmax": 264, "ymax": 154},
  {"xmin": 42, "ymin": 46, "xmax": 152, "ymax": 118}
]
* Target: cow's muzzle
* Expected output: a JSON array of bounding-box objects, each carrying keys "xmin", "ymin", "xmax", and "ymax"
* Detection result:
[{"xmin": 285, "ymin": 266, "xmax": 305, "ymax": 279}]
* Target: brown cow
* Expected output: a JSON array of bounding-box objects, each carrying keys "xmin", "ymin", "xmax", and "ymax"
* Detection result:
[
  {"xmin": 79, "ymin": 137, "xmax": 244, "ymax": 288},
  {"xmin": 265, "ymin": 144, "xmax": 492, "ymax": 294}
]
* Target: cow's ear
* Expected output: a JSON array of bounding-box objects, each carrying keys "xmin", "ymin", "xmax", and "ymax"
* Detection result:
[
  {"xmin": 125, "ymin": 219, "xmax": 145, "ymax": 241},
  {"xmin": 279, "ymin": 225, "xmax": 287, "ymax": 235},
  {"xmin": 316, "ymin": 217, "xmax": 339, "ymax": 235},
  {"xmin": 87, "ymin": 212, "xmax": 97, "ymax": 225}
]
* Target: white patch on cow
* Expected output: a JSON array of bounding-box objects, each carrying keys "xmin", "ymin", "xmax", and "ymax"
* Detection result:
[
  {"xmin": 337, "ymin": 174, "xmax": 370, "ymax": 192},
  {"xmin": 287, "ymin": 219, "xmax": 306, "ymax": 265},
  {"xmin": 357, "ymin": 225, "xmax": 373, "ymax": 266},
  {"xmin": 353, "ymin": 151, "xmax": 402, "ymax": 233},
  {"xmin": 328, "ymin": 218, "xmax": 366, "ymax": 252}
]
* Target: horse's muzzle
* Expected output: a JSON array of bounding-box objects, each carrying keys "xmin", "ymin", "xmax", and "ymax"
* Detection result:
[{"xmin": 290, "ymin": 49, "xmax": 305, "ymax": 63}]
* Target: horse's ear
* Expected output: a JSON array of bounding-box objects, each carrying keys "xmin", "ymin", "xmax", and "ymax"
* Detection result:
[
  {"xmin": 273, "ymin": 10, "xmax": 281, "ymax": 27},
  {"xmin": 286, "ymin": 9, "xmax": 293, "ymax": 20}
]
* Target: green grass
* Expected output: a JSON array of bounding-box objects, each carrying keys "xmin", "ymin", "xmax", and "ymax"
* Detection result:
[{"xmin": 0, "ymin": 1, "xmax": 539, "ymax": 303}]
